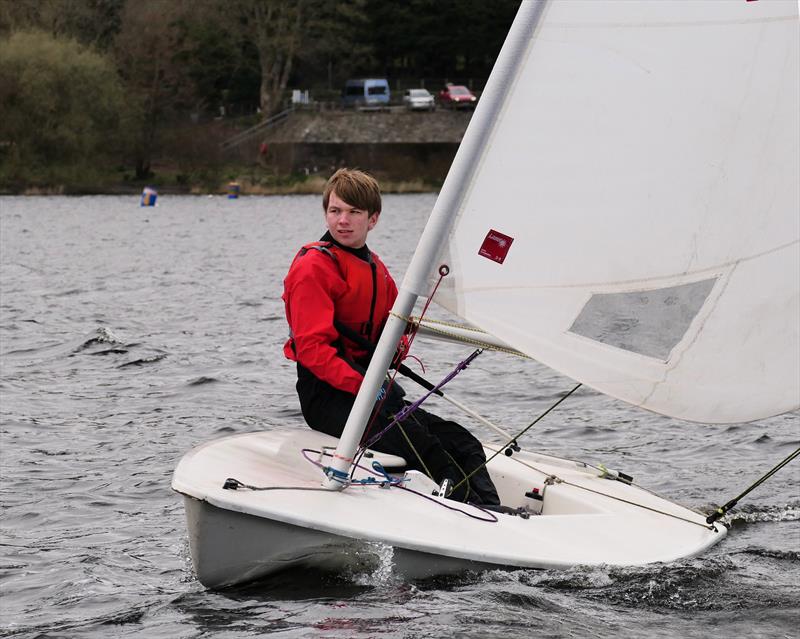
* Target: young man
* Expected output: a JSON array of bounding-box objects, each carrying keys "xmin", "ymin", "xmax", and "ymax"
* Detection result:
[{"xmin": 282, "ymin": 168, "xmax": 499, "ymax": 505}]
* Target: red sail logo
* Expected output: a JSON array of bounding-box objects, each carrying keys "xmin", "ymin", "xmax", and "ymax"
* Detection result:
[{"xmin": 478, "ymin": 229, "xmax": 514, "ymax": 264}]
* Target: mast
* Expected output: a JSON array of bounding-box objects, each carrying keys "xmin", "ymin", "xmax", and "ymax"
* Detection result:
[{"xmin": 321, "ymin": 0, "xmax": 548, "ymax": 489}]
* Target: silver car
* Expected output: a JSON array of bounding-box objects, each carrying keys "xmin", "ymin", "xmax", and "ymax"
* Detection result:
[{"xmin": 403, "ymin": 88, "xmax": 435, "ymax": 111}]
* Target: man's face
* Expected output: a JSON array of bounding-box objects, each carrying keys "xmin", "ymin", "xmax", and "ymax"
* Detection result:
[{"xmin": 324, "ymin": 190, "xmax": 379, "ymax": 249}]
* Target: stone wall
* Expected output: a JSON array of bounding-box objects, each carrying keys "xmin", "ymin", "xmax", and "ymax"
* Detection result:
[
  {"xmin": 232, "ymin": 109, "xmax": 474, "ymax": 182},
  {"xmin": 263, "ymin": 109, "xmax": 473, "ymax": 144},
  {"xmin": 262, "ymin": 141, "xmax": 459, "ymax": 183}
]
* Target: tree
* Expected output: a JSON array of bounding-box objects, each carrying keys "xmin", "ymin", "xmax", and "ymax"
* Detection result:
[
  {"xmin": 230, "ymin": 0, "xmax": 308, "ymax": 116},
  {"xmin": 0, "ymin": 0, "xmax": 124, "ymax": 50},
  {"xmin": 0, "ymin": 30, "xmax": 126, "ymax": 184},
  {"xmin": 113, "ymin": 0, "xmax": 195, "ymax": 178},
  {"xmin": 298, "ymin": 0, "xmax": 373, "ymax": 91},
  {"xmin": 175, "ymin": 0, "xmax": 261, "ymax": 116},
  {"xmin": 218, "ymin": 0, "xmax": 376, "ymax": 114},
  {"xmin": 361, "ymin": 0, "xmax": 520, "ymax": 81}
]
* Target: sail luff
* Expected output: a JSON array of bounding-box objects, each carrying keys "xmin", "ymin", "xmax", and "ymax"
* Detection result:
[{"xmin": 320, "ymin": 1, "xmax": 548, "ymax": 488}]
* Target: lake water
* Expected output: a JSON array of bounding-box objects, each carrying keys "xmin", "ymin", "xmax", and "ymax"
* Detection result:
[{"xmin": 1, "ymin": 195, "xmax": 797, "ymax": 639}]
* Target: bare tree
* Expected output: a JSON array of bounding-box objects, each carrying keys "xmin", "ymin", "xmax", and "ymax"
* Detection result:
[
  {"xmin": 113, "ymin": 0, "xmax": 193, "ymax": 178},
  {"xmin": 233, "ymin": 0, "xmax": 307, "ymax": 116}
]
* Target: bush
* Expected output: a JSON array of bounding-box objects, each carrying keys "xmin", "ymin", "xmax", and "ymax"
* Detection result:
[{"xmin": 0, "ymin": 30, "xmax": 128, "ymax": 189}]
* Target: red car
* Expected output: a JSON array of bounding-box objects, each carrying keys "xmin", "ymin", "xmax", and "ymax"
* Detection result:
[{"xmin": 438, "ymin": 84, "xmax": 478, "ymax": 109}]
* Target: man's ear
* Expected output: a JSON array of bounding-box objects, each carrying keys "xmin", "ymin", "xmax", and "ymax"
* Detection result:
[{"xmin": 368, "ymin": 212, "xmax": 380, "ymax": 230}]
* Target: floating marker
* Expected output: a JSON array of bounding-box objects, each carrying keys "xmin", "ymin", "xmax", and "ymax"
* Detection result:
[
  {"xmin": 227, "ymin": 182, "xmax": 240, "ymax": 199},
  {"xmin": 140, "ymin": 186, "xmax": 157, "ymax": 207}
]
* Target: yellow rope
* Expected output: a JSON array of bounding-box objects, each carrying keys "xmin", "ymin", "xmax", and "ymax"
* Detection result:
[
  {"xmin": 396, "ymin": 417, "xmax": 435, "ymax": 480},
  {"xmin": 391, "ymin": 312, "xmax": 530, "ymax": 358}
]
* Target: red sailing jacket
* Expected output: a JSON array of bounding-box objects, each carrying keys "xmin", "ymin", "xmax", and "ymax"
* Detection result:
[{"xmin": 282, "ymin": 241, "xmax": 398, "ymax": 395}]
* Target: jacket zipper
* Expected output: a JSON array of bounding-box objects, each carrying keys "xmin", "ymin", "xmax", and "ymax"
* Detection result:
[{"xmin": 365, "ymin": 259, "xmax": 378, "ymax": 340}]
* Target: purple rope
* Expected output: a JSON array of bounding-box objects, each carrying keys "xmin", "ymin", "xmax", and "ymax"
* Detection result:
[
  {"xmin": 362, "ymin": 349, "xmax": 482, "ymax": 451},
  {"xmin": 300, "ymin": 447, "xmax": 498, "ymax": 523},
  {"xmin": 396, "ymin": 485, "xmax": 499, "ymax": 522}
]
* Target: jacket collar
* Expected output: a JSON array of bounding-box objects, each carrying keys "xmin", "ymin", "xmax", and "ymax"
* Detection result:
[{"xmin": 321, "ymin": 231, "xmax": 371, "ymax": 262}]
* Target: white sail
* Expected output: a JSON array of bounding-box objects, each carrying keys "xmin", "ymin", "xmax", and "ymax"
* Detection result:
[{"xmin": 429, "ymin": 0, "xmax": 800, "ymax": 424}]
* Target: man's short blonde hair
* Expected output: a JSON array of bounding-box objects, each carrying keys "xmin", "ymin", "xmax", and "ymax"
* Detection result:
[{"xmin": 323, "ymin": 168, "xmax": 382, "ymax": 214}]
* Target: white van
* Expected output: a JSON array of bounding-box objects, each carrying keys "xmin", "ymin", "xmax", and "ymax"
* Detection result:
[{"xmin": 342, "ymin": 78, "xmax": 391, "ymax": 109}]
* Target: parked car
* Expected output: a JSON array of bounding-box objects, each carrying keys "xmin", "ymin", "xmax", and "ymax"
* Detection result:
[
  {"xmin": 342, "ymin": 78, "xmax": 391, "ymax": 109},
  {"xmin": 403, "ymin": 88, "xmax": 435, "ymax": 111},
  {"xmin": 438, "ymin": 84, "xmax": 477, "ymax": 109}
]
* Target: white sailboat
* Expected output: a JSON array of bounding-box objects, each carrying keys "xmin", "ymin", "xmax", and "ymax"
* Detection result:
[{"xmin": 172, "ymin": 0, "xmax": 800, "ymax": 589}]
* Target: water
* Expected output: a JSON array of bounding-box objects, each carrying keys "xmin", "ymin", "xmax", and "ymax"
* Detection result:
[{"xmin": 1, "ymin": 195, "xmax": 797, "ymax": 639}]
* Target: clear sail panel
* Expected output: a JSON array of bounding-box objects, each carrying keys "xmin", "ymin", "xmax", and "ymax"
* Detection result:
[{"xmin": 568, "ymin": 279, "xmax": 718, "ymax": 362}]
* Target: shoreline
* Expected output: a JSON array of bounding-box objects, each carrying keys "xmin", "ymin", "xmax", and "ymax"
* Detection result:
[
  {"xmin": 2, "ymin": 110, "xmax": 464, "ymax": 196},
  {"xmin": 2, "ymin": 176, "xmax": 441, "ymax": 197}
]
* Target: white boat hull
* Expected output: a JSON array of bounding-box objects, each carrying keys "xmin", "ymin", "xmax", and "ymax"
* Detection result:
[
  {"xmin": 173, "ymin": 428, "xmax": 726, "ymax": 589},
  {"xmin": 182, "ymin": 496, "xmax": 503, "ymax": 588}
]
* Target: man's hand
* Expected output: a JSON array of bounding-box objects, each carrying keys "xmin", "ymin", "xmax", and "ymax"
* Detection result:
[
  {"xmin": 390, "ymin": 334, "xmax": 410, "ymax": 369},
  {"xmin": 376, "ymin": 377, "xmax": 406, "ymax": 418}
]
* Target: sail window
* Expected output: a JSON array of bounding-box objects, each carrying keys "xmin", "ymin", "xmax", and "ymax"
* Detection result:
[{"xmin": 568, "ymin": 278, "xmax": 717, "ymax": 361}]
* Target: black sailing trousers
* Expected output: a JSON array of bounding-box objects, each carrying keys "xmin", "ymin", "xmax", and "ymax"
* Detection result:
[{"xmin": 296, "ymin": 364, "xmax": 500, "ymax": 505}]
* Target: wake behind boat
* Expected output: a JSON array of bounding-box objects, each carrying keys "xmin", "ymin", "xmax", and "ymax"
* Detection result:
[{"xmin": 173, "ymin": 0, "xmax": 799, "ymax": 588}]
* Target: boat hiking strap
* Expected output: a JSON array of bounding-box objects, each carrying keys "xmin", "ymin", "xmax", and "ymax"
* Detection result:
[{"xmin": 706, "ymin": 445, "xmax": 800, "ymax": 524}]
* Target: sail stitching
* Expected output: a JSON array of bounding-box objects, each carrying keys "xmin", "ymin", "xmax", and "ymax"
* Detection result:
[
  {"xmin": 640, "ymin": 264, "xmax": 736, "ymax": 406},
  {"xmin": 450, "ymin": 238, "xmax": 798, "ymax": 294}
]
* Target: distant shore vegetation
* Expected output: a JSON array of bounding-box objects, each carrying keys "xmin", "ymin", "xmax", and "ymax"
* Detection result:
[{"xmin": 0, "ymin": 0, "xmax": 519, "ymax": 195}]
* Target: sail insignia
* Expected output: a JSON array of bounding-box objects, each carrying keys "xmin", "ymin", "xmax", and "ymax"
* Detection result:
[{"xmin": 478, "ymin": 229, "xmax": 515, "ymax": 264}]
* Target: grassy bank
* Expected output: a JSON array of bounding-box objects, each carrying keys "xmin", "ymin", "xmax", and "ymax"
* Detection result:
[{"xmin": 2, "ymin": 164, "xmax": 442, "ymax": 196}]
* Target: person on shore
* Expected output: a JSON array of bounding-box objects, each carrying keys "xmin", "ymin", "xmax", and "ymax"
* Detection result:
[{"xmin": 282, "ymin": 168, "xmax": 499, "ymax": 505}]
